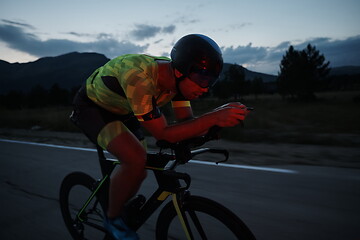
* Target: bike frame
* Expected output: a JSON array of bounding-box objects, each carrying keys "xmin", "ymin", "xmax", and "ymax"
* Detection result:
[{"xmin": 75, "ymin": 136, "xmax": 229, "ymax": 239}]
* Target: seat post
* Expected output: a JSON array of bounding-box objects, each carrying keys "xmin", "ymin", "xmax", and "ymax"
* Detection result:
[
  {"xmin": 96, "ymin": 145, "xmax": 115, "ymax": 177},
  {"xmin": 96, "ymin": 145, "xmax": 106, "ymax": 160}
]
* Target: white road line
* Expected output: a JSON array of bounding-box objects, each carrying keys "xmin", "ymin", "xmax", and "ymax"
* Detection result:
[
  {"xmin": 189, "ymin": 160, "xmax": 297, "ymax": 174},
  {"xmin": 0, "ymin": 138, "xmax": 97, "ymax": 152},
  {"xmin": 0, "ymin": 138, "xmax": 297, "ymax": 174}
]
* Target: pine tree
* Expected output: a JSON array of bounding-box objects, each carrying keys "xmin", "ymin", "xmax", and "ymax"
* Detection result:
[{"xmin": 277, "ymin": 44, "xmax": 330, "ymax": 101}]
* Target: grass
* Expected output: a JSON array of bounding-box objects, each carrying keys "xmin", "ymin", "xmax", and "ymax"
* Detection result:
[
  {"xmin": 187, "ymin": 91, "xmax": 360, "ymax": 146},
  {"xmin": 196, "ymin": 91, "xmax": 360, "ymax": 132},
  {"xmin": 0, "ymin": 107, "xmax": 78, "ymax": 132},
  {"xmin": 1, "ymin": 91, "xmax": 359, "ymax": 146}
]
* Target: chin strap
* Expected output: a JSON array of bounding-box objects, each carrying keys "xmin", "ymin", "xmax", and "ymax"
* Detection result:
[
  {"xmin": 171, "ymin": 62, "xmax": 188, "ymax": 97},
  {"xmin": 175, "ymin": 75, "xmax": 186, "ymax": 95}
]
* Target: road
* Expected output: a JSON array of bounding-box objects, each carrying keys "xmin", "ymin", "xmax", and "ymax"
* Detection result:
[{"xmin": 0, "ymin": 139, "xmax": 359, "ymax": 240}]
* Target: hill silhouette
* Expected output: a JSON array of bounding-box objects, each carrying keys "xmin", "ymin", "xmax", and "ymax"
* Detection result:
[
  {"xmin": 221, "ymin": 63, "xmax": 277, "ymax": 83},
  {"xmin": 328, "ymin": 66, "xmax": 360, "ymax": 76},
  {"xmin": 0, "ymin": 52, "xmax": 279, "ymax": 94},
  {"xmin": 1, "ymin": 52, "xmax": 359, "ymax": 94},
  {"xmin": 0, "ymin": 52, "xmax": 109, "ymax": 94}
]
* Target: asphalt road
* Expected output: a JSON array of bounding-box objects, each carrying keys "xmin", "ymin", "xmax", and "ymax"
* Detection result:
[{"xmin": 0, "ymin": 139, "xmax": 359, "ymax": 240}]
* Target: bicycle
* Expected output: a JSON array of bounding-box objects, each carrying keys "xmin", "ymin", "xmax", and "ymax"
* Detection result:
[{"xmin": 59, "ymin": 126, "xmax": 257, "ymax": 239}]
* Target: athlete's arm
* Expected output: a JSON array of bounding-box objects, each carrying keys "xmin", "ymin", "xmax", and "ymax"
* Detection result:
[
  {"xmin": 140, "ymin": 114, "xmax": 212, "ymax": 143},
  {"xmin": 171, "ymin": 100, "xmax": 194, "ymax": 122},
  {"xmin": 140, "ymin": 102, "xmax": 249, "ymax": 143}
]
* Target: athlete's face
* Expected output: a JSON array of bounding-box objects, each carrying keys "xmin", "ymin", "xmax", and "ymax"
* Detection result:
[{"xmin": 178, "ymin": 78, "xmax": 208, "ymax": 100}]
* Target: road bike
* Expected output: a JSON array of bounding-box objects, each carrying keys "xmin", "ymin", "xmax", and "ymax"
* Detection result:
[{"xmin": 59, "ymin": 127, "xmax": 257, "ymax": 239}]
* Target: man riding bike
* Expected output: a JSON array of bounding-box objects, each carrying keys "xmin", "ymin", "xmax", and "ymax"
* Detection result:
[{"xmin": 70, "ymin": 34, "xmax": 251, "ymax": 240}]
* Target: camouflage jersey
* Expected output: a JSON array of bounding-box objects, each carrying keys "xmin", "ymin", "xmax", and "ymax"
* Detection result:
[{"xmin": 86, "ymin": 54, "xmax": 186, "ymax": 120}]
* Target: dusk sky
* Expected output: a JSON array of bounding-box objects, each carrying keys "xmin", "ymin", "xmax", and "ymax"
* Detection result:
[{"xmin": 0, "ymin": 0, "xmax": 359, "ymax": 74}]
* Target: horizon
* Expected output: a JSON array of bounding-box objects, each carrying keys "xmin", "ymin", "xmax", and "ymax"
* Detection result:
[
  {"xmin": 2, "ymin": 51, "xmax": 359, "ymax": 79},
  {"xmin": 1, "ymin": 0, "xmax": 359, "ymax": 75}
]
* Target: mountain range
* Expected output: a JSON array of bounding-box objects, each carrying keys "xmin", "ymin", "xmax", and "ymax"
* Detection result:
[
  {"xmin": 0, "ymin": 52, "xmax": 109, "ymax": 94},
  {"xmin": 1, "ymin": 52, "xmax": 359, "ymax": 94}
]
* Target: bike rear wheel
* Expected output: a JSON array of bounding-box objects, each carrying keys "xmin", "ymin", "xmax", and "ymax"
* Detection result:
[
  {"xmin": 156, "ymin": 195, "xmax": 256, "ymax": 240},
  {"xmin": 59, "ymin": 172, "xmax": 112, "ymax": 240}
]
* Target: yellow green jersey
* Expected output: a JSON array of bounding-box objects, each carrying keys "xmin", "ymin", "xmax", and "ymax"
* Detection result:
[{"xmin": 86, "ymin": 54, "xmax": 179, "ymax": 118}]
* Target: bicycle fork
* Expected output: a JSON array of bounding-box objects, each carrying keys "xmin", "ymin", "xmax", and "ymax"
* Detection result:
[
  {"xmin": 172, "ymin": 190, "xmax": 195, "ymax": 240},
  {"xmin": 153, "ymin": 169, "xmax": 198, "ymax": 240}
]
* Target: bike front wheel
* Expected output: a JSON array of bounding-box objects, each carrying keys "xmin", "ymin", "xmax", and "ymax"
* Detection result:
[
  {"xmin": 156, "ymin": 195, "xmax": 256, "ymax": 240},
  {"xmin": 59, "ymin": 172, "xmax": 111, "ymax": 240}
]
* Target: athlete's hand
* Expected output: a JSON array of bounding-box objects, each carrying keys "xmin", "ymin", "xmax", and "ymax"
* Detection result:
[{"xmin": 211, "ymin": 102, "xmax": 250, "ymax": 127}]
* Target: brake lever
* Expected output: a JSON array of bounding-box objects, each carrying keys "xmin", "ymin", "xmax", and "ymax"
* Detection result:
[
  {"xmin": 190, "ymin": 148, "xmax": 229, "ymax": 164},
  {"xmin": 209, "ymin": 149, "xmax": 229, "ymax": 164},
  {"xmin": 238, "ymin": 107, "xmax": 254, "ymax": 128}
]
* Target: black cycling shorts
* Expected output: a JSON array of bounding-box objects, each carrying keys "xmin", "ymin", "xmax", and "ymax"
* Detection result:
[{"xmin": 70, "ymin": 85, "xmax": 145, "ymax": 150}]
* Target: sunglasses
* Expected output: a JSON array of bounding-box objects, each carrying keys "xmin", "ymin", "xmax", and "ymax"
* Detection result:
[{"xmin": 188, "ymin": 71, "xmax": 218, "ymax": 88}]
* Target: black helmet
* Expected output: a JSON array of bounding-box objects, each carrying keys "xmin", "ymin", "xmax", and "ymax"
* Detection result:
[{"xmin": 171, "ymin": 34, "xmax": 223, "ymax": 88}]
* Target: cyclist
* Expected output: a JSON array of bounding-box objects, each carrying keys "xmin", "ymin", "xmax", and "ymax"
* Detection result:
[{"xmin": 70, "ymin": 34, "xmax": 251, "ymax": 240}]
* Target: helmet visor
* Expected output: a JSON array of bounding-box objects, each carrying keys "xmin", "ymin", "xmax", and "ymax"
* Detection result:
[{"xmin": 189, "ymin": 71, "xmax": 218, "ymax": 88}]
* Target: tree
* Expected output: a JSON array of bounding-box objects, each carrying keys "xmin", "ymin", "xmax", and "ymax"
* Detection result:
[
  {"xmin": 277, "ymin": 44, "xmax": 330, "ymax": 101},
  {"xmin": 48, "ymin": 83, "xmax": 70, "ymax": 106},
  {"xmin": 251, "ymin": 77, "xmax": 265, "ymax": 99},
  {"xmin": 228, "ymin": 64, "xmax": 246, "ymax": 99},
  {"xmin": 212, "ymin": 79, "xmax": 231, "ymax": 99},
  {"xmin": 1, "ymin": 90, "xmax": 25, "ymax": 109},
  {"xmin": 27, "ymin": 84, "xmax": 48, "ymax": 108},
  {"xmin": 213, "ymin": 64, "xmax": 246, "ymax": 99}
]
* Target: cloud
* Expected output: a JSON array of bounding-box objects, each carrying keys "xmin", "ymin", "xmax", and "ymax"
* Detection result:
[
  {"xmin": 130, "ymin": 24, "xmax": 161, "ymax": 40},
  {"xmin": 173, "ymin": 15, "xmax": 200, "ymax": 26},
  {"xmin": 0, "ymin": 21, "xmax": 148, "ymax": 59},
  {"xmin": 162, "ymin": 25, "xmax": 176, "ymax": 34},
  {"xmin": 222, "ymin": 35, "xmax": 360, "ymax": 74},
  {"xmin": 130, "ymin": 24, "xmax": 176, "ymax": 41},
  {"xmin": 65, "ymin": 31, "xmax": 93, "ymax": 38},
  {"xmin": 1, "ymin": 19, "xmax": 35, "ymax": 30},
  {"xmin": 298, "ymin": 36, "xmax": 360, "ymax": 67},
  {"xmin": 1, "ymin": 19, "xmax": 359, "ymax": 75},
  {"xmin": 229, "ymin": 22, "xmax": 252, "ymax": 30},
  {"xmin": 222, "ymin": 43, "xmax": 268, "ymax": 64},
  {"xmin": 153, "ymin": 39, "xmax": 163, "ymax": 44},
  {"xmin": 65, "ymin": 31, "xmax": 115, "ymax": 41}
]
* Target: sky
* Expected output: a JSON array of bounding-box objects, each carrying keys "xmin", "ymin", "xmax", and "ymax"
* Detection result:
[{"xmin": 0, "ymin": 0, "xmax": 359, "ymax": 75}]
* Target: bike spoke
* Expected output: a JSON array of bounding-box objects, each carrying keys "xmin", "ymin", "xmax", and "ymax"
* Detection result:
[
  {"xmin": 188, "ymin": 209, "xmax": 208, "ymax": 240},
  {"xmin": 60, "ymin": 173, "xmax": 110, "ymax": 240}
]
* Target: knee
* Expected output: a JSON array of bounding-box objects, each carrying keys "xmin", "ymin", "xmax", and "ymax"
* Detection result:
[
  {"xmin": 126, "ymin": 151, "xmax": 146, "ymax": 167},
  {"xmin": 123, "ymin": 154, "xmax": 147, "ymax": 179},
  {"xmin": 133, "ymin": 156, "xmax": 148, "ymax": 179}
]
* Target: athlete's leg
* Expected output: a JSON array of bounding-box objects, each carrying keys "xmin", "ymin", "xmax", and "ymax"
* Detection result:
[
  {"xmin": 106, "ymin": 131, "xmax": 147, "ymax": 218},
  {"xmin": 70, "ymin": 86, "xmax": 146, "ymax": 220}
]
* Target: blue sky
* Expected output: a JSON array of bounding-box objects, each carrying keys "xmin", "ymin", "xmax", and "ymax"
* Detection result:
[{"xmin": 0, "ymin": 0, "xmax": 359, "ymax": 74}]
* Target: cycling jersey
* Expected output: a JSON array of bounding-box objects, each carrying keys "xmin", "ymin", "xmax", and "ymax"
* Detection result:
[
  {"xmin": 74, "ymin": 54, "xmax": 190, "ymax": 149},
  {"xmin": 86, "ymin": 54, "xmax": 180, "ymax": 119}
]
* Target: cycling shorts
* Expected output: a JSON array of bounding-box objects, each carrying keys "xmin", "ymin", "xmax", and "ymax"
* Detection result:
[{"xmin": 70, "ymin": 85, "xmax": 146, "ymax": 150}]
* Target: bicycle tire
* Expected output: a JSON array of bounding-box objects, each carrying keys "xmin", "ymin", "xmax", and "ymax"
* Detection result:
[
  {"xmin": 156, "ymin": 195, "xmax": 256, "ymax": 240},
  {"xmin": 59, "ymin": 172, "xmax": 112, "ymax": 240}
]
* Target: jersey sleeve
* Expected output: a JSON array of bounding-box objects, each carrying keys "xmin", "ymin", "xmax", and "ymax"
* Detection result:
[
  {"xmin": 120, "ymin": 68, "xmax": 163, "ymax": 123},
  {"xmin": 171, "ymin": 92, "xmax": 191, "ymax": 109},
  {"xmin": 122, "ymin": 70, "xmax": 155, "ymax": 116}
]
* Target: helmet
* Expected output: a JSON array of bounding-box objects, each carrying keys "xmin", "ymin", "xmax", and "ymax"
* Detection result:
[{"xmin": 171, "ymin": 34, "xmax": 223, "ymax": 88}]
